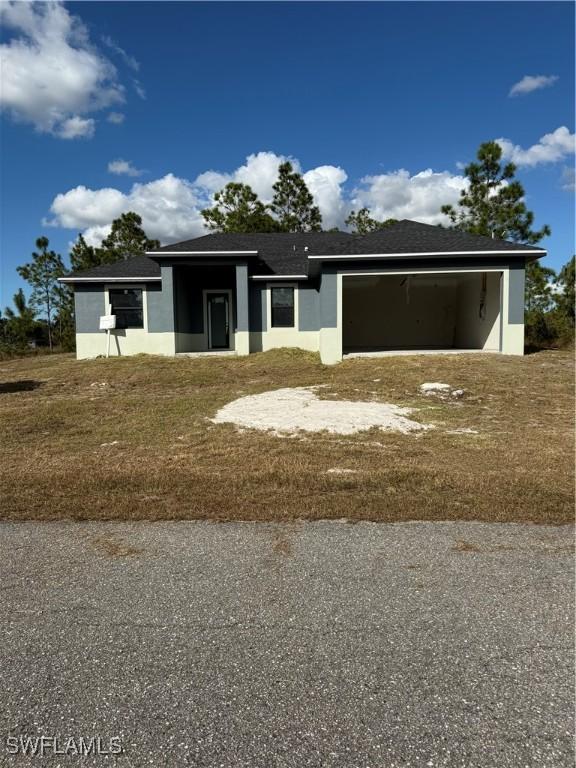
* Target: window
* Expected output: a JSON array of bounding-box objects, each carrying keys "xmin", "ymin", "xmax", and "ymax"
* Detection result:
[
  {"xmin": 109, "ymin": 288, "xmax": 144, "ymax": 329},
  {"xmin": 270, "ymin": 286, "xmax": 295, "ymax": 328}
]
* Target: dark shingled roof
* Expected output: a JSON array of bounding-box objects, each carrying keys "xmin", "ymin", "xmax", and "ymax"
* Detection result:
[
  {"xmin": 149, "ymin": 221, "xmax": 544, "ymax": 258},
  {"xmin": 61, "ymin": 221, "xmax": 545, "ymax": 282},
  {"xmin": 322, "ymin": 220, "xmax": 546, "ymax": 256},
  {"xmin": 150, "ymin": 231, "xmax": 354, "ymax": 276},
  {"xmin": 61, "ymin": 255, "xmax": 160, "ymax": 281},
  {"xmin": 151, "ymin": 231, "xmax": 353, "ymax": 254}
]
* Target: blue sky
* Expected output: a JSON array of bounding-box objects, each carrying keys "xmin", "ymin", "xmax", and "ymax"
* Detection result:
[{"xmin": 1, "ymin": 1, "xmax": 574, "ymax": 309}]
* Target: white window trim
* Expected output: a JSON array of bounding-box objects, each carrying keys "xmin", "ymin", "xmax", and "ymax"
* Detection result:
[
  {"xmin": 203, "ymin": 289, "xmax": 234, "ymax": 350},
  {"xmin": 266, "ymin": 282, "xmax": 299, "ymax": 332},
  {"xmin": 104, "ymin": 283, "xmax": 148, "ymax": 332}
]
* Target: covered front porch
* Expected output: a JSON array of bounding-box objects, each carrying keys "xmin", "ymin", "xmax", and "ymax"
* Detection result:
[{"xmin": 172, "ymin": 262, "xmax": 250, "ymax": 355}]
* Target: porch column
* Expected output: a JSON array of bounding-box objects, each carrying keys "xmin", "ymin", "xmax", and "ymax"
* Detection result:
[
  {"xmin": 319, "ymin": 268, "xmax": 342, "ymax": 365},
  {"xmin": 501, "ymin": 264, "xmax": 525, "ymax": 355},
  {"xmin": 147, "ymin": 263, "xmax": 176, "ymax": 356},
  {"xmin": 235, "ymin": 263, "xmax": 250, "ymax": 356}
]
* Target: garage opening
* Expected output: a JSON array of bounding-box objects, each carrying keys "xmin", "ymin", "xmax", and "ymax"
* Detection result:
[{"xmin": 342, "ymin": 272, "xmax": 502, "ymax": 354}]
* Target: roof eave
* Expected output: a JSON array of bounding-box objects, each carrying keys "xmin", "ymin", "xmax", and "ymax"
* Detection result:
[
  {"xmin": 308, "ymin": 249, "xmax": 546, "ymax": 260},
  {"xmin": 250, "ymin": 274, "xmax": 308, "ymax": 281},
  {"xmin": 58, "ymin": 276, "xmax": 161, "ymax": 283},
  {"xmin": 146, "ymin": 250, "xmax": 259, "ymax": 257}
]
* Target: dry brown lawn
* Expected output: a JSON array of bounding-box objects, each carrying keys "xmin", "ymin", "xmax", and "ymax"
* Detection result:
[{"xmin": 0, "ymin": 348, "xmax": 573, "ymax": 523}]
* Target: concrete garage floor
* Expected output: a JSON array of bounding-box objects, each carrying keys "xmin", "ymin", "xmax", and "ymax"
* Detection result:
[
  {"xmin": 343, "ymin": 348, "xmax": 498, "ymax": 358},
  {"xmin": 0, "ymin": 521, "xmax": 573, "ymax": 768}
]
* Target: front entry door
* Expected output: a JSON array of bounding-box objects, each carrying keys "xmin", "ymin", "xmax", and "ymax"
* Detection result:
[{"xmin": 207, "ymin": 293, "xmax": 230, "ymax": 349}]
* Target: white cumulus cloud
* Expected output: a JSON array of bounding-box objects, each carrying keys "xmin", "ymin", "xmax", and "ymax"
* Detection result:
[
  {"xmin": 47, "ymin": 153, "xmax": 353, "ymax": 245},
  {"xmin": 509, "ymin": 74, "xmax": 558, "ymax": 96},
  {"xmin": 49, "ymin": 185, "xmax": 127, "ymax": 229},
  {"xmin": 195, "ymin": 153, "xmax": 348, "ymax": 229},
  {"xmin": 195, "ymin": 151, "xmax": 297, "ymax": 201},
  {"xmin": 497, "ymin": 126, "xmax": 575, "ymax": 167},
  {"xmin": 81, "ymin": 224, "xmax": 114, "ymax": 248},
  {"xmin": 46, "ymin": 153, "xmax": 469, "ymax": 245},
  {"xmin": 350, "ymin": 169, "xmax": 466, "ymax": 225},
  {"xmin": 107, "ymin": 112, "xmax": 125, "ymax": 125},
  {"xmin": 47, "ymin": 174, "xmax": 205, "ymax": 245},
  {"xmin": 108, "ymin": 159, "xmax": 144, "ymax": 177},
  {"xmin": 56, "ymin": 116, "xmax": 95, "ymax": 140},
  {"xmin": 44, "ymin": 138, "xmax": 572, "ymax": 246},
  {"xmin": 303, "ymin": 166, "xmax": 348, "ymax": 230},
  {"xmin": 0, "ymin": 1, "xmax": 131, "ymax": 138}
]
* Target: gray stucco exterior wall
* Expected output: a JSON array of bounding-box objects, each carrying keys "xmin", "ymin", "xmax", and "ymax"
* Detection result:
[
  {"xmin": 319, "ymin": 269, "xmax": 338, "ymax": 329},
  {"xmin": 298, "ymin": 284, "xmax": 320, "ymax": 331},
  {"xmin": 147, "ymin": 265, "xmax": 175, "ymax": 333},
  {"xmin": 507, "ymin": 263, "xmax": 525, "ymax": 324},
  {"xmin": 74, "ymin": 285, "xmax": 105, "ymax": 333},
  {"xmin": 235, "ymin": 264, "xmax": 249, "ymax": 332}
]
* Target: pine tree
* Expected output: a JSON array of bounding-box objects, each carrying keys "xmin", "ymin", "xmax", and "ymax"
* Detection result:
[
  {"xmin": 555, "ymin": 256, "xmax": 575, "ymax": 325},
  {"xmin": 3, "ymin": 289, "xmax": 37, "ymax": 347},
  {"xmin": 442, "ymin": 140, "xmax": 551, "ymax": 344},
  {"xmin": 69, "ymin": 213, "xmax": 160, "ymax": 271},
  {"xmin": 201, "ymin": 183, "xmax": 280, "ymax": 233},
  {"xmin": 99, "ymin": 212, "xmax": 160, "ymax": 261},
  {"xmin": 270, "ymin": 162, "xmax": 322, "ymax": 232},
  {"xmin": 441, "ymin": 141, "xmax": 550, "ymax": 244},
  {"xmin": 69, "ymin": 234, "xmax": 100, "ymax": 272},
  {"xmin": 346, "ymin": 208, "xmax": 397, "ymax": 234},
  {"xmin": 525, "ymin": 261, "xmax": 556, "ymax": 314},
  {"xmin": 17, "ymin": 237, "xmax": 66, "ymax": 351}
]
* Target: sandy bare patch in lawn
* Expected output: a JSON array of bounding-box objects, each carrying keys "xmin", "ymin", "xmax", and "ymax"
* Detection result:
[{"xmin": 212, "ymin": 386, "xmax": 431, "ymax": 435}]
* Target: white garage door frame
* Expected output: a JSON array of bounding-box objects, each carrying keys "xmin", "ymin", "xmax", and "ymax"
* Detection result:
[{"xmin": 336, "ymin": 266, "xmax": 515, "ymax": 359}]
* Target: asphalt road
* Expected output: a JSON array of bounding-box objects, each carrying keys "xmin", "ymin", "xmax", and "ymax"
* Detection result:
[{"xmin": 0, "ymin": 521, "xmax": 573, "ymax": 768}]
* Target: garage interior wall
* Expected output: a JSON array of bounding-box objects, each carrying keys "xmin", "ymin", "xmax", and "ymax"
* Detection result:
[{"xmin": 342, "ymin": 272, "xmax": 502, "ymax": 351}]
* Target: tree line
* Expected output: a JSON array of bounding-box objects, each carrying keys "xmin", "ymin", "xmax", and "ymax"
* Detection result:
[{"xmin": 1, "ymin": 146, "xmax": 573, "ymax": 355}]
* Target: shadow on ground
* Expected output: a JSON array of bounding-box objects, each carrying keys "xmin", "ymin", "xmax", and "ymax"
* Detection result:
[{"xmin": 0, "ymin": 380, "xmax": 42, "ymax": 394}]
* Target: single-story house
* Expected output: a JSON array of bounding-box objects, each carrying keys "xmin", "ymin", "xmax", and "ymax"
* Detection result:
[{"xmin": 59, "ymin": 220, "xmax": 545, "ymax": 364}]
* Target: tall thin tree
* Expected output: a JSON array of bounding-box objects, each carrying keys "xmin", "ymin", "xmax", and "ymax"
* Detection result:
[
  {"xmin": 270, "ymin": 162, "xmax": 322, "ymax": 232},
  {"xmin": 441, "ymin": 141, "xmax": 550, "ymax": 244},
  {"xmin": 17, "ymin": 237, "xmax": 66, "ymax": 351}
]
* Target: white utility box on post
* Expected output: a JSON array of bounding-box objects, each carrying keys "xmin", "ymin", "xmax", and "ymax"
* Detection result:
[{"xmin": 99, "ymin": 315, "xmax": 116, "ymax": 358}]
